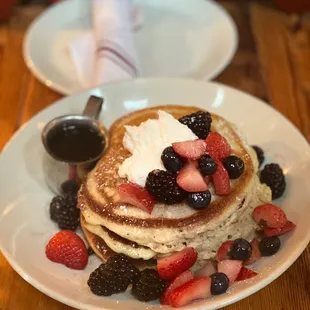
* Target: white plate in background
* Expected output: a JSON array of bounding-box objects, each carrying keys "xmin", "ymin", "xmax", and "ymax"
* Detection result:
[{"xmin": 23, "ymin": 0, "xmax": 238, "ymax": 95}]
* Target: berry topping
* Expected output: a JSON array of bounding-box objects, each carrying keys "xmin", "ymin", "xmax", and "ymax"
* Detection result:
[
  {"xmin": 161, "ymin": 146, "xmax": 184, "ymax": 174},
  {"xmin": 87, "ymin": 247, "xmax": 95, "ymax": 256},
  {"xmin": 146, "ymin": 170, "xmax": 185, "ymax": 204},
  {"xmin": 236, "ymin": 267, "xmax": 258, "ymax": 281},
  {"xmin": 60, "ymin": 179, "xmax": 80, "ymax": 196},
  {"xmin": 187, "ymin": 191, "xmax": 211, "ymax": 209},
  {"xmin": 88, "ymin": 264, "xmax": 130, "ymax": 296},
  {"xmin": 205, "ymin": 132, "xmax": 231, "ymax": 160},
  {"xmin": 210, "ymin": 272, "xmax": 229, "ymax": 295},
  {"xmin": 105, "ymin": 254, "xmax": 140, "ymax": 284},
  {"xmin": 217, "ymin": 240, "xmax": 234, "ymax": 262},
  {"xmin": 198, "ymin": 154, "xmax": 218, "ymax": 176},
  {"xmin": 259, "ymin": 236, "xmax": 281, "ymax": 256},
  {"xmin": 172, "ymin": 139, "xmax": 206, "ymax": 160},
  {"xmin": 176, "ymin": 161, "xmax": 208, "ymax": 192},
  {"xmin": 45, "ymin": 230, "xmax": 88, "ymax": 270},
  {"xmin": 222, "ymin": 155, "xmax": 245, "ymax": 179},
  {"xmin": 217, "ymin": 260, "xmax": 243, "ymax": 284},
  {"xmin": 252, "ymin": 145, "xmax": 265, "ymax": 167},
  {"xmin": 179, "ymin": 111, "xmax": 212, "ymax": 139},
  {"xmin": 157, "ymin": 247, "xmax": 198, "ymax": 280},
  {"xmin": 230, "ymin": 238, "xmax": 252, "ymax": 262},
  {"xmin": 194, "ymin": 260, "xmax": 217, "ymax": 278},
  {"xmin": 253, "ymin": 203, "xmax": 287, "ymax": 228},
  {"xmin": 212, "ymin": 161, "xmax": 231, "ymax": 195},
  {"xmin": 245, "ymin": 239, "xmax": 261, "ymax": 265},
  {"xmin": 49, "ymin": 195, "xmax": 80, "ymax": 231},
  {"xmin": 161, "ymin": 270, "xmax": 194, "ymax": 305},
  {"xmin": 168, "ymin": 277, "xmax": 211, "ymax": 308},
  {"xmin": 132, "ymin": 269, "xmax": 167, "ymax": 302},
  {"xmin": 118, "ymin": 183, "xmax": 155, "ymax": 214},
  {"xmin": 264, "ymin": 220, "xmax": 296, "ymax": 237},
  {"xmin": 260, "ymin": 163, "xmax": 286, "ymax": 199}
]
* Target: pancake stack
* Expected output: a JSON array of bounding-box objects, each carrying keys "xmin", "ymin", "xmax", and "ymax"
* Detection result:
[{"xmin": 78, "ymin": 105, "xmax": 272, "ymax": 265}]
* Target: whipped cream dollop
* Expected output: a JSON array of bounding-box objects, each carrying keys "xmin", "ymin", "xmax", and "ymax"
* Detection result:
[{"xmin": 118, "ymin": 110, "xmax": 197, "ymax": 186}]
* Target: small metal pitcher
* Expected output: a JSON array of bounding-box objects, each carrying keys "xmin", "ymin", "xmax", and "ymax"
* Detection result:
[{"xmin": 41, "ymin": 95, "xmax": 109, "ymax": 195}]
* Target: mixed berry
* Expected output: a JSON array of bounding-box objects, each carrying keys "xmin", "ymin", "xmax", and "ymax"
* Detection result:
[{"xmin": 43, "ymin": 110, "xmax": 294, "ymax": 308}]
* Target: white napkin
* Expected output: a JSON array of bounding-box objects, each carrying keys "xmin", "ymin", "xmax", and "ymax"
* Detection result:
[{"xmin": 69, "ymin": 0, "xmax": 141, "ymax": 89}]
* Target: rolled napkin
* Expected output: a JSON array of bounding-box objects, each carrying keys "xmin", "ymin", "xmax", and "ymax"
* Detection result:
[{"xmin": 69, "ymin": 0, "xmax": 141, "ymax": 89}]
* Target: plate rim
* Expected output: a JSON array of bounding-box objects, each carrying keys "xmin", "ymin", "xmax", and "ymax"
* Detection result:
[
  {"xmin": 1, "ymin": 77, "xmax": 310, "ymax": 310},
  {"xmin": 22, "ymin": 0, "xmax": 238, "ymax": 95}
]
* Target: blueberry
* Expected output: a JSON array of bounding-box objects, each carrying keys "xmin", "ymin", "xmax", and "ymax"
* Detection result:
[
  {"xmin": 259, "ymin": 236, "xmax": 281, "ymax": 256},
  {"xmin": 210, "ymin": 272, "xmax": 229, "ymax": 295},
  {"xmin": 198, "ymin": 155, "xmax": 218, "ymax": 176},
  {"xmin": 252, "ymin": 145, "xmax": 264, "ymax": 167},
  {"xmin": 230, "ymin": 238, "xmax": 252, "ymax": 261},
  {"xmin": 187, "ymin": 191, "xmax": 211, "ymax": 209},
  {"xmin": 222, "ymin": 156, "xmax": 245, "ymax": 179},
  {"xmin": 161, "ymin": 147, "xmax": 183, "ymax": 174}
]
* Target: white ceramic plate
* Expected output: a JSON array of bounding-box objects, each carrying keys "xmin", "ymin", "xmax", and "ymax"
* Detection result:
[
  {"xmin": 0, "ymin": 78, "xmax": 310, "ymax": 310},
  {"xmin": 23, "ymin": 0, "xmax": 237, "ymax": 95}
]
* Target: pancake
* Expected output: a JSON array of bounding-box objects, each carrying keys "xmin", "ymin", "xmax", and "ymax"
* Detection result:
[{"xmin": 79, "ymin": 105, "xmax": 272, "ymax": 260}]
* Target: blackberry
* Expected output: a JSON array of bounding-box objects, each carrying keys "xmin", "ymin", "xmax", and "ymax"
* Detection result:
[
  {"xmin": 60, "ymin": 179, "xmax": 80, "ymax": 196},
  {"xmin": 146, "ymin": 170, "xmax": 186, "ymax": 204},
  {"xmin": 88, "ymin": 264, "xmax": 130, "ymax": 296},
  {"xmin": 198, "ymin": 155, "xmax": 217, "ymax": 176},
  {"xmin": 105, "ymin": 254, "xmax": 140, "ymax": 284},
  {"xmin": 161, "ymin": 146, "xmax": 184, "ymax": 174},
  {"xmin": 49, "ymin": 194, "xmax": 80, "ymax": 231},
  {"xmin": 252, "ymin": 145, "xmax": 265, "ymax": 167},
  {"xmin": 222, "ymin": 155, "xmax": 245, "ymax": 179},
  {"xmin": 132, "ymin": 269, "xmax": 167, "ymax": 302},
  {"xmin": 179, "ymin": 111, "xmax": 212, "ymax": 139},
  {"xmin": 260, "ymin": 163, "xmax": 286, "ymax": 199},
  {"xmin": 187, "ymin": 191, "xmax": 211, "ymax": 209}
]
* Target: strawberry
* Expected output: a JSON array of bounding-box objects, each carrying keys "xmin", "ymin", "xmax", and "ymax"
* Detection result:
[
  {"xmin": 205, "ymin": 132, "xmax": 231, "ymax": 160},
  {"xmin": 217, "ymin": 260, "xmax": 242, "ymax": 284},
  {"xmin": 118, "ymin": 183, "xmax": 154, "ymax": 214},
  {"xmin": 176, "ymin": 161, "xmax": 208, "ymax": 192},
  {"xmin": 216, "ymin": 240, "xmax": 234, "ymax": 261},
  {"xmin": 45, "ymin": 230, "xmax": 88, "ymax": 270},
  {"xmin": 168, "ymin": 277, "xmax": 211, "ymax": 308},
  {"xmin": 161, "ymin": 270, "xmax": 193, "ymax": 305},
  {"xmin": 236, "ymin": 266, "xmax": 258, "ymax": 281},
  {"xmin": 194, "ymin": 260, "xmax": 217, "ymax": 278},
  {"xmin": 252, "ymin": 203, "xmax": 287, "ymax": 228},
  {"xmin": 212, "ymin": 161, "xmax": 231, "ymax": 195},
  {"xmin": 157, "ymin": 247, "xmax": 198, "ymax": 280},
  {"xmin": 245, "ymin": 239, "xmax": 261, "ymax": 265},
  {"xmin": 264, "ymin": 220, "xmax": 296, "ymax": 237},
  {"xmin": 172, "ymin": 139, "xmax": 206, "ymax": 160}
]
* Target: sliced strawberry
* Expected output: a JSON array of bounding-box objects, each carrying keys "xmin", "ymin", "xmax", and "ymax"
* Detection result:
[
  {"xmin": 161, "ymin": 270, "xmax": 194, "ymax": 305},
  {"xmin": 118, "ymin": 183, "xmax": 154, "ymax": 214},
  {"xmin": 253, "ymin": 203, "xmax": 287, "ymax": 228},
  {"xmin": 176, "ymin": 161, "xmax": 208, "ymax": 192},
  {"xmin": 168, "ymin": 277, "xmax": 211, "ymax": 308},
  {"xmin": 212, "ymin": 161, "xmax": 231, "ymax": 195},
  {"xmin": 245, "ymin": 239, "xmax": 261, "ymax": 265},
  {"xmin": 172, "ymin": 139, "xmax": 206, "ymax": 160},
  {"xmin": 216, "ymin": 240, "xmax": 234, "ymax": 261},
  {"xmin": 205, "ymin": 132, "xmax": 231, "ymax": 160},
  {"xmin": 157, "ymin": 247, "xmax": 198, "ymax": 280},
  {"xmin": 194, "ymin": 260, "xmax": 217, "ymax": 278},
  {"xmin": 236, "ymin": 266, "xmax": 258, "ymax": 281},
  {"xmin": 264, "ymin": 220, "xmax": 296, "ymax": 237},
  {"xmin": 217, "ymin": 260, "xmax": 242, "ymax": 284},
  {"xmin": 45, "ymin": 230, "xmax": 88, "ymax": 270}
]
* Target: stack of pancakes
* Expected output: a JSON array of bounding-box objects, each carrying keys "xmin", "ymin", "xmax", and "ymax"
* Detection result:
[{"xmin": 79, "ymin": 106, "xmax": 271, "ymax": 266}]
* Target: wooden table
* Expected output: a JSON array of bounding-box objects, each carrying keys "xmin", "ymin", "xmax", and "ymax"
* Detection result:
[{"xmin": 0, "ymin": 1, "xmax": 309, "ymax": 309}]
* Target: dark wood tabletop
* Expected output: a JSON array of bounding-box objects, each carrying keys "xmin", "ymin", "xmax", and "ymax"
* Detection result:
[{"xmin": 0, "ymin": 1, "xmax": 309, "ymax": 309}]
